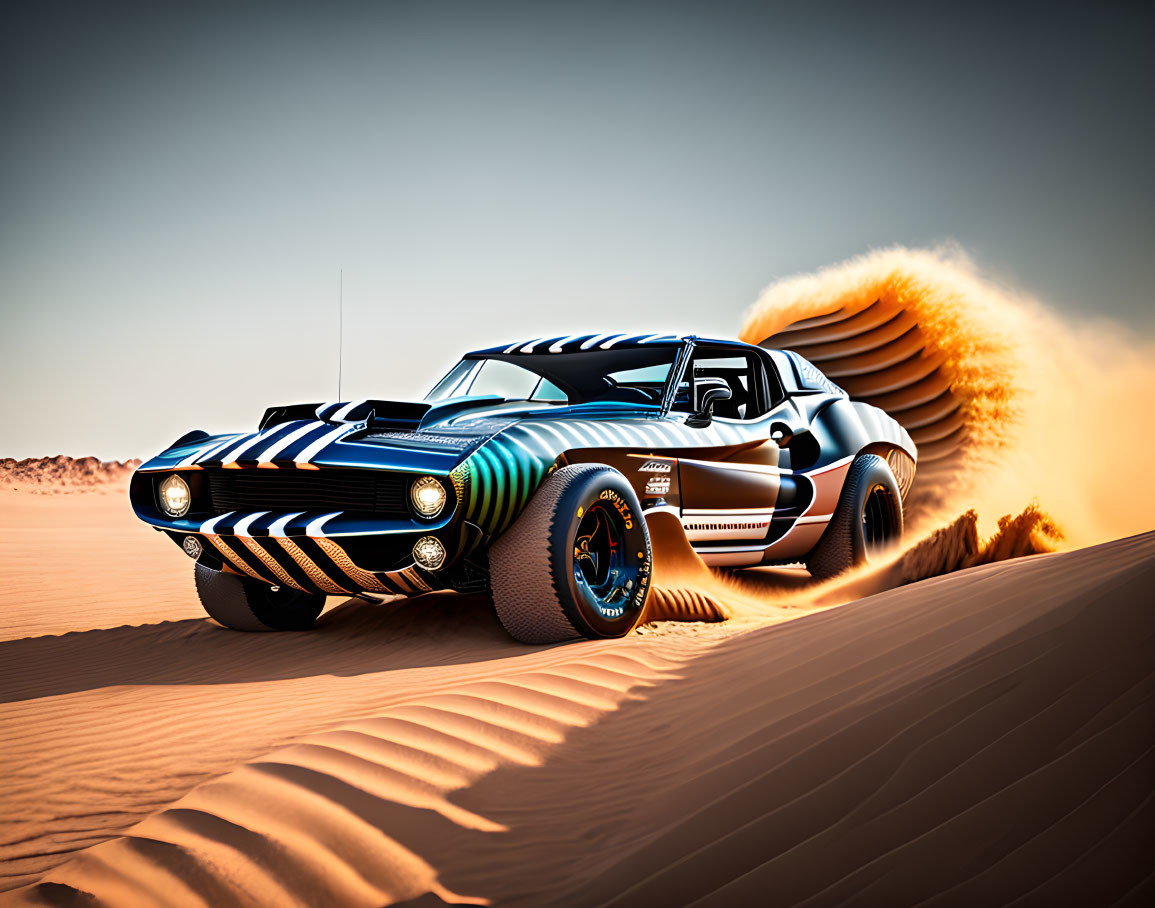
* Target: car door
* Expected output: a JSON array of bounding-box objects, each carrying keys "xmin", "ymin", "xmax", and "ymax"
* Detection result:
[{"xmin": 675, "ymin": 346, "xmax": 785, "ymax": 543}]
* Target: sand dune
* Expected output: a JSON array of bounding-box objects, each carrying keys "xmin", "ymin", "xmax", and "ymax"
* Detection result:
[
  {"xmin": 3, "ymin": 492, "xmax": 1149, "ymax": 904},
  {"xmin": 3, "ymin": 248, "xmax": 1152, "ymax": 904}
]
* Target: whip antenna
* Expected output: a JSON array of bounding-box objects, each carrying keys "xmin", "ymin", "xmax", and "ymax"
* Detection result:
[{"xmin": 338, "ymin": 268, "xmax": 343, "ymax": 400}]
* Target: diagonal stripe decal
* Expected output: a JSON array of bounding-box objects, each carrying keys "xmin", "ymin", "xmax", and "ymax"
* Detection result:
[
  {"xmin": 236, "ymin": 536, "xmax": 309, "ymax": 591},
  {"xmin": 257, "ymin": 420, "xmax": 326, "ymax": 464},
  {"xmin": 196, "ymin": 432, "xmax": 259, "ymax": 466},
  {"xmin": 266, "ymin": 512, "xmax": 306, "ymax": 536},
  {"xmin": 178, "ymin": 434, "xmax": 241, "ymax": 467},
  {"xmin": 226, "ymin": 422, "xmax": 304, "ymax": 464},
  {"xmin": 201, "ymin": 511, "xmax": 236, "ymax": 534},
  {"xmin": 204, "ymin": 535, "xmax": 268, "ymax": 582},
  {"xmin": 304, "ymin": 512, "xmax": 342, "ymax": 536},
  {"xmin": 270, "ymin": 537, "xmax": 351, "ymax": 594},
  {"xmin": 396, "ymin": 566, "xmax": 431, "ymax": 592},
  {"xmin": 312, "ymin": 538, "xmax": 390, "ymax": 593},
  {"xmin": 331, "ymin": 399, "xmax": 367, "ymax": 422},
  {"xmin": 549, "ymin": 334, "xmax": 592, "ymax": 352},
  {"xmin": 231, "ymin": 512, "xmax": 270, "ymax": 537},
  {"xmin": 294, "ymin": 425, "xmax": 351, "ymax": 466},
  {"xmin": 579, "ymin": 333, "xmax": 615, "ymax": 350}
]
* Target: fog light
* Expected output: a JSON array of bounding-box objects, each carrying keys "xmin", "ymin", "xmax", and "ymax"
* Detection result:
[
  {"xmin": 412, "ymin": 535, "xmax": 446, "ymax": 570},
  {"xmin": 182, "ymin": 536, "xmax": 202, "ymax": 559},
  {"xmin": 410, "ymin": 475, "xmax": 447, "ymax": 517},
  {"xmin": 158, "ymin": 473, "xmax": 191, "ymax": 517}
]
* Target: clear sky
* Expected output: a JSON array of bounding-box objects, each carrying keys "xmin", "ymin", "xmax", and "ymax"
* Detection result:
[{"xmin": 2, "ymin": 1, "xmax": 1152, "ymax": 460}]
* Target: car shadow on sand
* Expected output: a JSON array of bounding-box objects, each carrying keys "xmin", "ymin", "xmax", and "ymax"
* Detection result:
[{"xmin": 0, "ymin": 593, "xmax": 545, "ymax": 704}]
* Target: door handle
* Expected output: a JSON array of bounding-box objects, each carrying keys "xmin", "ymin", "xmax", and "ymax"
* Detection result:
[{"xmin": 770, "ymin": 422, "xmax": 795, "ymax": 446}]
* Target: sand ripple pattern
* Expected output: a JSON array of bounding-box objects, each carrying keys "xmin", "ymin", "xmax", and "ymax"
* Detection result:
[{"xmin": 3, "ymin": 640, "xmax": 692, "ymax": 906}]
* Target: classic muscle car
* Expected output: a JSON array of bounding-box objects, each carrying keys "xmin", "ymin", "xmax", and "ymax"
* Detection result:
[{"xmin": 131, "ymin": 334, "xmax": 916, "ymax": 642}]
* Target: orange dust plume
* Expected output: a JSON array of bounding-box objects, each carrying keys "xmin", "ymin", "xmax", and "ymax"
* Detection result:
[{"xmin": 740, "ymin": 245, "xmax": 1155, "ymax": 547}]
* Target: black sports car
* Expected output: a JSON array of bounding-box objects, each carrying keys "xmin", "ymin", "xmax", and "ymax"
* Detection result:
[{"xmin": 131, "ymin": 334, "xmax": 916, "ymax": 642}]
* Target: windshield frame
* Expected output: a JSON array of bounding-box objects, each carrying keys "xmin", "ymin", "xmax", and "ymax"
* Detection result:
[{"xmin": 426, "ymin": 340, "xmax": 693, "ymax": 414}]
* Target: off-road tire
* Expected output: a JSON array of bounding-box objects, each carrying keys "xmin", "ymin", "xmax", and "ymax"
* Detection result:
[
  {"xmin": 490, "ymin": 464, "xmax": 652, "ymax": 644},
  {"xmin": 806, "ymin": 453, "xmax": 903, "ymax": 580},
  {"xmin": 194, "ymin": 562, "xmax": 326, "ymax": 631}
]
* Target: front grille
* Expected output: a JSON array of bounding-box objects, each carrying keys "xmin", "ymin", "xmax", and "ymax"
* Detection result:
[{"xmin": 207, "ymin": 469, "xmax": 409, "ymax": 516}]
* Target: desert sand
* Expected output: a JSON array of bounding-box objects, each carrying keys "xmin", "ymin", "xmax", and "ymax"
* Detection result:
[
  {"xmin": 1, "ymin": 478, "xmax": 1151, "ymax": 906},
  {"xmin": 3, "ymin": 250, "xmax": 1153, "ymax": 904}
]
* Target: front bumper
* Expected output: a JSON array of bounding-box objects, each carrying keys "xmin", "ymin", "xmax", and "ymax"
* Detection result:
[{"xmin": 131, "ymin": 469, "xmax": 484, "ymax": 597}]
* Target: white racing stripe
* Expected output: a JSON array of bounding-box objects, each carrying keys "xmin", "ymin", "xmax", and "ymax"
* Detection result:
[
  {"xmin": 256, "ymin": 421, "xmax": 325, "ymax": 464},
  {"xmin": 232, "ymin": 512, "xmax": 270, "ymax": 537},
  {"xmin": 267, "ymin": 512, "xmax": 306, "ymax": 536},
  {"xmin": 599, "ymin": 334, "xmax": 636, "ymax": 349},
  {"xmin": 332, "ymin": 399, "xmax": 366, "ymax": 422},
  {"xmin": 549, "ymin": 335, "xmax": 587, "ymax": 353},
  {"xmin": 580, "ymin": 333, "xmax": 616, "ymax": 350},
  {"xmin": 294, "ymin": 425, "xmax": 352, "ymax": 465},
  {"xmin": 178, "ymin": 434, "xmax": 240, "ymax": 467},
  {"xmin": 201, "ymin": 511, "xmax": 236, "ymax": 534},
  {"xmin": 305, "ymin": 512, "xmax": 342, "ymax": 537},
  {"xmin": 220, "ymin": 423, "xmax": 301, "ymax": 466},
  {"xmin": 196, "ymin": 432, "xmax": 257, "ymax": 465}
]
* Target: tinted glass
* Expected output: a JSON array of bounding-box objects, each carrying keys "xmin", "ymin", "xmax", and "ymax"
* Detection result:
[{"xmin": 426, "ymin": 346, "xmax": 681, "ymax": 405}]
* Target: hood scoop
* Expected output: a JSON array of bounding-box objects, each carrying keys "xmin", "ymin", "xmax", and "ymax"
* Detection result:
[{"xmin": 314, "ymin": 400, "xmax": 432, "ymax": 429}]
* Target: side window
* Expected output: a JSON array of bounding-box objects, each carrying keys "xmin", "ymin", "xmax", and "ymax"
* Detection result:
[
  {"xmin": 465, "ymin": 360, "xmax": 541, "ymax": 400},
  {"xmin": 673, "ymin": 349, "xmax": 770, "ymax": 419},
  {"xmin": 530, "ymin": 378, "xmax": 567, "ymax": 401}
]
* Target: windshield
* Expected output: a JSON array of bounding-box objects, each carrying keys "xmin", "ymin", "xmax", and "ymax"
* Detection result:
[{"xmin": 426, "ymin": 346, "xmax": 682, "ymax": 406}]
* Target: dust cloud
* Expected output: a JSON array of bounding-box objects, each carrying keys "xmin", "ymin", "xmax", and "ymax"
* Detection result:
[{"xmin": 647, "ymin": 246, "xmax": 1154, "ymax": 622}]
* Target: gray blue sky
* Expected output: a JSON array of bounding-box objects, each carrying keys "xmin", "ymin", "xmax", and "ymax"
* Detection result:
[{"xmin": 2, "ymin": 1, "xmax": 1152, "ymax": 459}]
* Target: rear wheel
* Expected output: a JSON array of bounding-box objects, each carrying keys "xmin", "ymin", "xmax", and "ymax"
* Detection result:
[
  {"xmin": 194, "ymin": 562, "xmax": 325, "ymax": 631},
  {"xmin": 806, "ymin": 453, "xmax": 903, "ymax": 580},
  {"xmin": 490, "ymin": 464, "xmax": 653, "ymax": 644}
]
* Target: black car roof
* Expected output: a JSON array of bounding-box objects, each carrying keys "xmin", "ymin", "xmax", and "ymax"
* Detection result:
[{"xmin": 469, "ymin": 334, "xmax": 759, "ymax": 356}]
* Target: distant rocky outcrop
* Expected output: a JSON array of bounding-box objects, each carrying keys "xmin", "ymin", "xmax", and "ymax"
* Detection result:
[{"xmin": 1, "ymin": 456, "xmax": 141, "ymax": 492}]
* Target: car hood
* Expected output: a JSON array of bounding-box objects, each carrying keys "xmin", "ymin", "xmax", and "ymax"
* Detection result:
[
  {"xmin": 342, "ymin": 397, "xmax": 661, "ymax": 468},
  {"xmin": 139, "ymin": 396, "xmax": 663, "ymax": 476}
]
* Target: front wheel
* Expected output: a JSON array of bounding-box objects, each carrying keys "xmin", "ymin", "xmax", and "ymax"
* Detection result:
[
  {"xmin": 490, "ymin": 464, "xmax": 653, "ymax": 644},
  {"xmin": 194, "ymin": 562, "xmax": 326, "ymax": 631},
  {"xmin": 806, "ymin": 453, "xmax": 903, "ymax": 580}
]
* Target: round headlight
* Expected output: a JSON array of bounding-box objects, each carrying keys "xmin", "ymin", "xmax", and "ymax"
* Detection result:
[
  {"xmin": 412, "ymin": 536, "xmax": 446, "ymax": 570},
  {"xmin": 158, "ymin": 473, "xmax": 191, "ymax": 518},
  {"xmin": 410, "ymin": 475, "xmax": 447, "ymax": 518}
]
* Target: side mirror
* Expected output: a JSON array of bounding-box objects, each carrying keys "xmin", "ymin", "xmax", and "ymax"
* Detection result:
[{"xmin": 686, "ymin": 385, "xmax": 732, "ymax": 428}]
